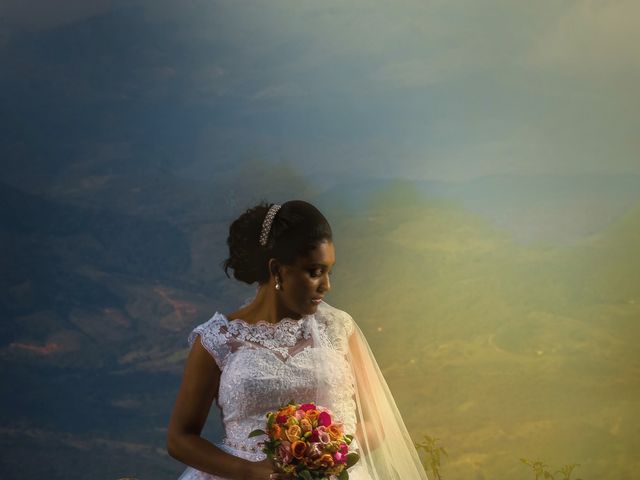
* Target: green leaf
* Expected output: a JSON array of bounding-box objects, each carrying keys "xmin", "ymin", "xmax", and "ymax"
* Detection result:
[
  {"xmin": 299, "ymin": 469, "xmax": 312, "ymax": 480},
  {"xmin": 338, "ymin": 469, "xmax": 349, "ymax": 480},
  {"xmin": 248, "ymin": 429, "xmax": 266, "ymax": 438},
  {"xmin": 346, "ymin": 452, "xmax": 360, "ymax": 468}
]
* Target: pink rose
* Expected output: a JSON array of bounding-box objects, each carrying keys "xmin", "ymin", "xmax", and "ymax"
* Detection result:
[
  {"xmin": 310, "ymin": 426, "xmax": 330, "ymax": 443},
  {"xmin": 278, "ymin": 441, "xmax": 293, "ymax": 463},
  {"xmin": 318, "ymin": 411, "xmax": 332, "ymax": 427},
  {"xmin": 300, "ymin": 403, "xmax": 316, "ymax": 411},
  {"xmin": 307, "ymin": 443, "xmax": 322, "ymax": 459},
  {"xmin": 315, "ymin": 426, "xmax": 330, "ymax": 444}
]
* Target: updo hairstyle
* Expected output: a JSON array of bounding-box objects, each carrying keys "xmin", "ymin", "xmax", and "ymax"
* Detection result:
[{"xmin": 222, "ymin": 200, "xmax": 333, "ymax": 285}]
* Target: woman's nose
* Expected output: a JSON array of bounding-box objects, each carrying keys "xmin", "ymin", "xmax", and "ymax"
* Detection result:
[{"xmin": 322, "ymin": 272, "xmax": 331, "ymax": 292}]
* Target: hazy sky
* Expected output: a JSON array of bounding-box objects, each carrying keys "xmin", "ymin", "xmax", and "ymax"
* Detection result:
[{"xmin": 1, "ymin": 0, "xmax": 638, "ymax": 182}]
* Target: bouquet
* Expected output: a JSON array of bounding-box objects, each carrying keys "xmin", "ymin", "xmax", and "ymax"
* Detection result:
[{"xmin": 248, "ymin": 401, "xmax": 360, "ymax": 480}]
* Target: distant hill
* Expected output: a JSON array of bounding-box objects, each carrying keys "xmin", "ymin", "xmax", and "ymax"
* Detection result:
[{"xmin": 2, "ymin": 170, "xmax": 639, "ymax": 479}]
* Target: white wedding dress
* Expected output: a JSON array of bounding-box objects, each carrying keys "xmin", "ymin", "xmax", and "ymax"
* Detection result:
[{"xmin": 177, "ymin": 297, "xmax": 373, "ymax": 480}]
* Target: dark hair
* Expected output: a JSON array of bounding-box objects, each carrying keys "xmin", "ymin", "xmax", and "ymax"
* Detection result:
[{"xmin": 221, "ymin": 200, "xmax": 333, "ymax": 285}]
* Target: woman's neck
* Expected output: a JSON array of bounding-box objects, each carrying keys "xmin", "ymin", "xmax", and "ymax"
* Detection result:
[{"xmin": 226, "ymin": 284, "xmax": 303, "ymax": 324}]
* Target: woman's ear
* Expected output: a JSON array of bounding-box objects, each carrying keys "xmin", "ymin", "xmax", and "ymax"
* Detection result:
[{"xmin": 268, "ymin": 258, "xmax": 279, "ymax": 280}]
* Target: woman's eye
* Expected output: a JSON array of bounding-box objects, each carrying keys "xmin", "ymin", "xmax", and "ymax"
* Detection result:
[{"xmin": 309, "ymin": 268, "xmax": 334, "ymax": 277}]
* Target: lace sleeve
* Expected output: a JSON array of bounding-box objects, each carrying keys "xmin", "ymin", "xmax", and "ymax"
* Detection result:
[
  {"xmin": 187, "ymin": 313, "xmax": 230, "ymax": 370},
  {"xmin": 319, "ymin": 304, "xmax": 356, "ymax": 355},
  {"xmin": 343, "ymin": 311, "xmax": 355, "ymax": 338}
]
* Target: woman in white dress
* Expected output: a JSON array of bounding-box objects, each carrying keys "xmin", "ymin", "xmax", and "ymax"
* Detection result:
[{"xmin": 166, "ymin": 200, "xmax": 428, "ymax": 480}]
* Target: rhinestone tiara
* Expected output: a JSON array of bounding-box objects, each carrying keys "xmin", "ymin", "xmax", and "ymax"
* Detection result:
[{"xmin": 259, "ymin": 203, "xmax": 281, "ymax": 246}]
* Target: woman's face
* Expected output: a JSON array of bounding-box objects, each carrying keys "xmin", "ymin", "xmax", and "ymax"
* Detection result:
[{"xmin": 275, "ymin": 240, "xmax": 335, "ymax": 317}]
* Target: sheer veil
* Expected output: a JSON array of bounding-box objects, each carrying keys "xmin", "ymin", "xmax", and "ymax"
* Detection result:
[
  {"xmin": 309, "ymin": 311, "xmax": 429, "ymax": 479},
  {"xmin": 240, "ymin": 288, "xmax": 428, "ymax": 479}
]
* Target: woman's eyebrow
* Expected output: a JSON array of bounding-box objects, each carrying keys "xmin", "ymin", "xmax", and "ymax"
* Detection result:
[{"xmin": 310, "ymin": 262, "xmax": 335, "ymax": 268}]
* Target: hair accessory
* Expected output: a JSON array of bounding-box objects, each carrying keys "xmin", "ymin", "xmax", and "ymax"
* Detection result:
[{"xmin": 259, "ymin": 203, "xmax": 282, "ymax": 247}]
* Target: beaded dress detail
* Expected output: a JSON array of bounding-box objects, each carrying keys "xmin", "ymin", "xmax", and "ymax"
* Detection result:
[{"xmin": 176, "ymin": 296, "xmax": 371, "ymax": 480}]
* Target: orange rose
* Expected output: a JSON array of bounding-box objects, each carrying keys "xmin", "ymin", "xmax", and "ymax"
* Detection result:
[
  {"xmin": 299, "ymin": 418, "xmax": 312, "ymax": 433},
  {"xmin": 285, "ymin": 424, "xmax": 302, "ymax": 442},
  {"xmin": 317, "ymin": 453, "xmax": 335, "ymax": 468},
  {"xmin": 305, "ymin": 409, "xmax": 320, "ymax": 424},
  {"xmin": 327, "ymin": 424, "xmax": 343, "ymax": 440},
  {"xmin": 270, "ymin": 424, "xmax": 284, "ymax": 440},
  {"xmin": 291, "ymin": 440, "xmax": 307, "ymax": 459},
  {"xmin": 280, "ymin": 405, "xmax": 297, "ymax": 417},
  {"xmin": 285, "ymin": 416, "xmax": 299, "ymax": 427}
]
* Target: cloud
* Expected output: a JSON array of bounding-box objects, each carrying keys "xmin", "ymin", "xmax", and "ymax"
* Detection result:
[
  {"xmin": 523, "ymin": 0, "xmax": 640, "ymax": 84},
  {"xmin": 0, "ymin": 0, "xmax": 115, "ymax": 31},
  {"xmin": 370, "ymin": 55, "xmax": 464, "ymax": 89},
  {"xmin": 2, "ymin": 0, "xmax": 638, "ymax": 184},
  {"xmin": 251, "ymin": 82, "xmax": 308, "ymax": 101}
]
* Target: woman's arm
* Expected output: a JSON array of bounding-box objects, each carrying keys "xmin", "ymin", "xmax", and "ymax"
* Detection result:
[{"xmin": 166, "ymin": 335, "xmax": 274, "ymax": 480}]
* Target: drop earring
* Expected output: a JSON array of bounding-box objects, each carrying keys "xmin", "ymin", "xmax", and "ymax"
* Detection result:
[{"xmin": 275, "ymin": 276, "xmax": 281, "ymax": 290}]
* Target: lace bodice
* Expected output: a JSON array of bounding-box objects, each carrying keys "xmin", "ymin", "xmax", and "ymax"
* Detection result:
[{"xmin": 186, "ymin": 299, "xmax": 358, "ymax": 465}]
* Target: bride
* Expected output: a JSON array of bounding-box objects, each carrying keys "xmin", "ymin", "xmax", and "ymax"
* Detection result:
[{"xmin": 167, "ymin": 200, "xmax": 428, "ymax": 479}]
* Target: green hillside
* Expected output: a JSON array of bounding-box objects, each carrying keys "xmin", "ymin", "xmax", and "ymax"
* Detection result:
[{"xmin": 326, "ymin": 181, "xmax": 640, "ymax": 479}]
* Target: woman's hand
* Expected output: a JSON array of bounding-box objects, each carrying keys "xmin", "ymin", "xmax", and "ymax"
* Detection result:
[{"xmin": 242, "ymin": 457, "xmax": 277, "ymax": 480}]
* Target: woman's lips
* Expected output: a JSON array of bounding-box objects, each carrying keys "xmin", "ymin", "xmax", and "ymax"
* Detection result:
[{"xmin": 311, "ymin": 297, "xmax": 323, "ymax": 304}]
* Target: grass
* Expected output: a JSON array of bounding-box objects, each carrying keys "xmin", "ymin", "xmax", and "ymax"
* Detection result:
[{"xmin": 414, "ymin": 435, "xmax": 585, "ymax": 479}]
